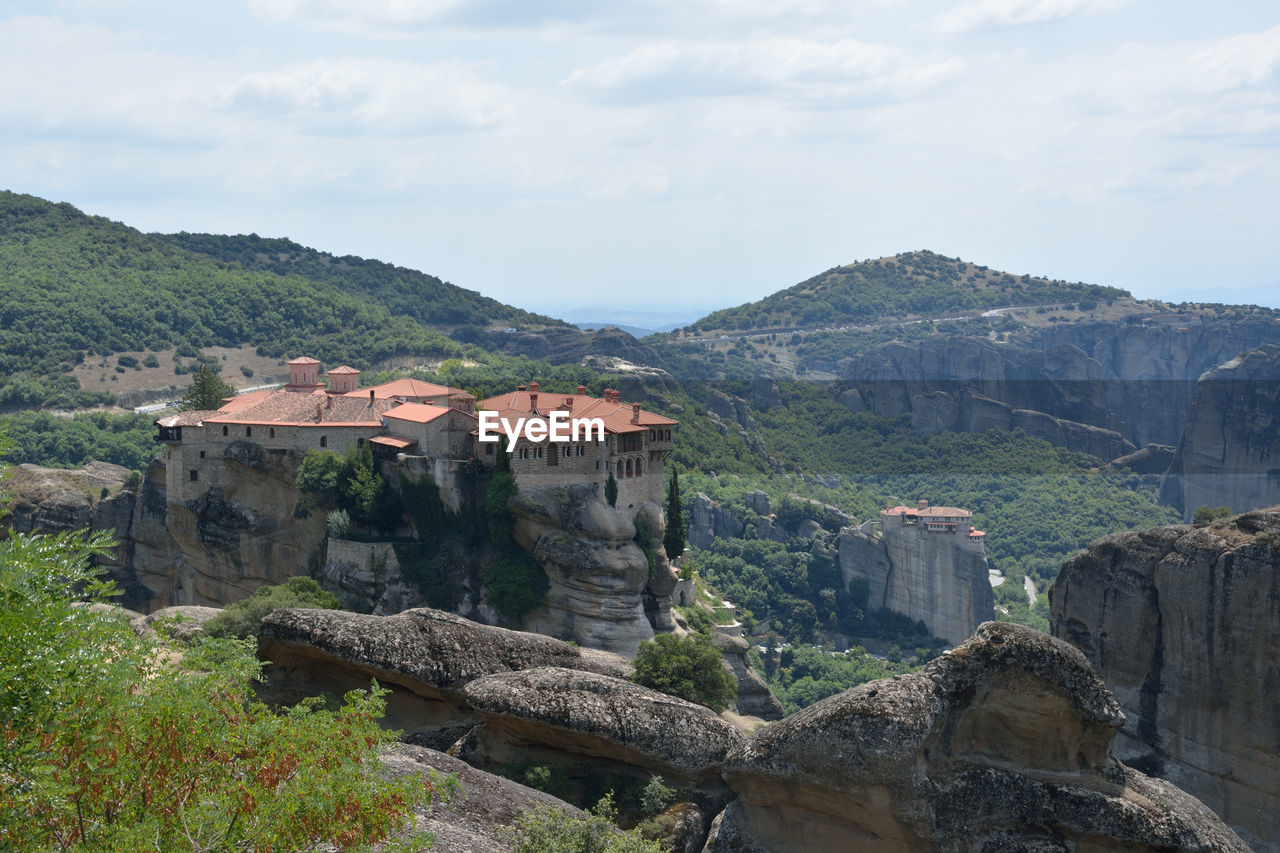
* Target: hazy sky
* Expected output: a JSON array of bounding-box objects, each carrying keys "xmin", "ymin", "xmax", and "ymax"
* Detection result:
[{"xmin": 3, "ymin": 1, "xmax": 1278, "ymax": 314}]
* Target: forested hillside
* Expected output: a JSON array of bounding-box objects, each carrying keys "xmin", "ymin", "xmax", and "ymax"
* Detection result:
[
  {"xmin": 0, "ymin": 192, "xmax": 553, "ymax": 410},
  {"xmin": 158, "ymin": 232, "xmax": 562, "ymax": 332},
  {"xmin": 681, "ymin": 250, "xmax": 1128, "ymax": 334}
]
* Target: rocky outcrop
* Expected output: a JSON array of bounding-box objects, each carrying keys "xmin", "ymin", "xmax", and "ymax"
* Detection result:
[
  {"xmin": 837, "ymin": 314, "xmax": 1280, "ymax": 454},
  {"xmin": 1161, "ymin": 345, "xmax": 1280, "ymax": 519},
  {"xmin": 379, "ymin": 742, "xmax": 586, "ymax": 853},
  {"xmin": 131, "ymin": 605, "xmax": 222, "ymax": 641},
  {"xmin": 2, "ymin": 461, "xmax": 154, "ymax": 609},
  {"xmin": 1110, "ymin": 443, "xmax": 1177, "ymax": 475},
  {"xmin": 257, "ymin": 606, "xmax": 629, "ymax": 733},
  {"xmin": 708, "ymin": 622, "xmax": 1248, "ymax": 852},
  {"xmin": 462, "ymin": 666, "xmax": 745, "ymax": 788},
  {"xmin": 711, "ymin": 627, "xmax": 785, "ymax": 721},
  {"xmin": 838, "ymin": 521, "xmax": 993, "ymax": 645},
  {"xmin": 687, "ymin": 493, "xmax": 746, "ymax": 550},
  {"xmin": 513, "ymin": 484, "xmax": 675, "ymax": 655},
  {"xmin": 155, "ymin": 444, "xmax": 325, "ymax": 608},
  {"xmin": 1049, "ymin": 509, "xmax": 1280, "ymax": 851}
]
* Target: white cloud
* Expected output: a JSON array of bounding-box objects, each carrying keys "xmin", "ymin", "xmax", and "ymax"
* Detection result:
[
  {"xmin": 226, "ymin": 59, "xmax": 512, "ymax": 134},
  {"xmin": 1188, "ymin": 24, "xmax": 1280, "ymax": 94},
  {"xmin": 929, "ymin": 0, "xmax": 1131, "ymax": 35},
  {"xmin": 563, "ymin": 38, "xmax": 963, "ymax": 105}
]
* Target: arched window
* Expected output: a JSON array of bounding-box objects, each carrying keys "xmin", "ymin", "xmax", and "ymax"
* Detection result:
[
  {"xmin": 320, "ymin": 435, "xmax": 327, "ymax": 448},
  {"xmin": 625, "ymin": 459, "xmax": 633, "ymax": 478},
  {"xmin": 269, "ymin": 427, "xmax": 275, "ymax": 439},
  {"xmin": 245, "ymin": 426, "xmax": 252, "ymax": 437},
  {"xmin": 616, "ymin": 460, "xmax": 624, "ymax": 479}
]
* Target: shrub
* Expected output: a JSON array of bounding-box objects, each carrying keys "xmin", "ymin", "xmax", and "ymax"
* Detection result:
[
  {"xmin": 0, "ymin": 529, "xmax": 447, "ymax": 850},
  {"xmin": 326, "ymin": 508, "xmax": 352, "ymax": 539},
  {"xmin": 503, "ymin": 796, "xmax": 663, "ymax": 853},
  {"xmin": 632, "ymin": 632, "xmax": 737, "ymax": 712},
  {"xmin": 204, "ymin": 576, "xmax": 341, "ymax": 640}
]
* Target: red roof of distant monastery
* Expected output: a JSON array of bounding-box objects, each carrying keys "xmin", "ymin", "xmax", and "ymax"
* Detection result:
[
  {"xmin": 343, "ymin": 378, "xmax": 460, "ymax": 400},
  {"xmin": 204, "ymin": 391, "xmax": 394, "ymax": 427}
]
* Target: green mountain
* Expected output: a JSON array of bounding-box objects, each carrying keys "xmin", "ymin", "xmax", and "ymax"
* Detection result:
[
  {"xmin": 0, "ymin": 191, "xmax": 558, "ymax": 409},
  {"xmin": 681, "ymin": 250, "xmax": 1129, "ymax": 335}
]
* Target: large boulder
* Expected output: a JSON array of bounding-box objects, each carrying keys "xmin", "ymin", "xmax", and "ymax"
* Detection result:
[
  {"xmin": 462, "ymin": 666, "xmax": 744, "ymax": 788},
  {"xmin": 1051, "ymin": 509, "xmax": 1280, "ymax": 850},
  {"xmin": 710, "ymin": 622, "xmax": 1247, "ymax": 852},
  {"xmin": 257, "ymin": 607, "xmax": 627, "ymax": 733}
]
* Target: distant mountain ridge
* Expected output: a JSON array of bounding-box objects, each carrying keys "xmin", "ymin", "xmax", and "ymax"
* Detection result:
[{"xmin": 681, "ymin": 250, "xmax": 1130, "ymax": 335}]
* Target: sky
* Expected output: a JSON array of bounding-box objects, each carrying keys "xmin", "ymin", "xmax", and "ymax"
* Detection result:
[{"xmin": 2, "ymin": 1, "xmax": 1278, "ymax": 316}]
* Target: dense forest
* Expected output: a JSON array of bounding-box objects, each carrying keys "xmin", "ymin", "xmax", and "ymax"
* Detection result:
[{"xmin": 681, "ymin": 250, "xmax": 1128, "ymax": 334}]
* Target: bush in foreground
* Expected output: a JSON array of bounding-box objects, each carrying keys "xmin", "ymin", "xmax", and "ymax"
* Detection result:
[{"xmin": 0, "ymin": 530, "xmax": 445, "ymax": 850}]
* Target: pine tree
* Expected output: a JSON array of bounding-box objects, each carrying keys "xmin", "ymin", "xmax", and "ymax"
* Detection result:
[
  {"xmin": 605, "ymin": 472, "xmax": 618, "ymax": 507},
  {"xmin": 663, "ymin": 466, "xmax": 686, "ymax": 559},
  {"xmin": 180, "ymin": 363, "xmax": 235, "ymax": 411}
]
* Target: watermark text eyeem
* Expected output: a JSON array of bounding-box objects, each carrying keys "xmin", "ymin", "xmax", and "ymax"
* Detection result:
[{"xmin": 478, "ymin": 411, "xmax": 605, "ymax": 452}]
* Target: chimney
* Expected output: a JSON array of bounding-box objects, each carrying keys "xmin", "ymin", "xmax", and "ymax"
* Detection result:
[
  {"xmin": 517, "ymin": 384, "xmax": 526, "ymax": 391},
  {"xmin": 315, "ymin": 402, "xmax": 323, "ymax": 422},
  {"xmin": 530, "ymin": 382, "xmax": 539, "ymax": 392},
  {"xmin": 564, "ymin": 396, "xmax": 574, "ymax": 409},
  {"xmin": 631, "ymin": 402, "xmax": 641, "ymax": 424},
  {"xmin": 918, "ymin": 499, "xmax": 928, "ymax": 510},
  {"xmin": 577, "ymin": 385, "xmax": 587, "ymax": 395},
  {"xmin": 326, "ymin": 394, "xmax": 333, "ymax": 409},
  {"xmin": 529, "ymin": 382, "xmax": 539, "ymax": 413}
]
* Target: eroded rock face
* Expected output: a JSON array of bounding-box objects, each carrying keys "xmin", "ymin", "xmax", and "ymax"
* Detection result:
[
  {"xmin": 1050, "ymin": 510, "xmax": 1280, "ymax": 851},
  {"xmin": 379, "ymin": 742, "xmax": 585, "ymax": 853},
  {"xmin": 462, "ymin": 666, "xmax": 744, "ymax": 788},
  {"xmin": 1161, "ymin": 345, "xmax": 1280, "ymax": 519},
  {"xmin": 257, "ymin": 607, "xmax": 627, "ymax": 733},
  {"xmin": 513, "ymin": 484, "xmax": 674, "ymax": 656},
  {"xmin": 711, "ymin": 622, "xmax": 1248, "ymax": 852},
  {"xmin": 711, "ymin": 628, "xmax": 784, "ymax": 721},
  {"xmin": 838, "ymin": 521, "xmax": 993, "ymax": 645}
]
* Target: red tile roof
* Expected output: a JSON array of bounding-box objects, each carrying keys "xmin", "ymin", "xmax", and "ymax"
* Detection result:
[
  {"xmin": 344, "ymin": 378, "xmax": 461, "ymax": 401},
  {"xmin": 288, "ymin": 356, "xmax": 321, "ymax": 365},
  {"xmin": 370, "ymin": 434, "xmax": 417, "ymax": 449},
  {"xmin": 205, "ymin": 390, "xmax": 393, "ymax": 427},
  {"xmin": 476, "ymin": 389, "xmax": 677, "ymax": 435},
  {"xmin": 327, "ymin": 365, "xmax": 360, "ymax": 375},
  {"xmin": 384, "ymin": 402, "xmax": 472, "ymax": 425}
]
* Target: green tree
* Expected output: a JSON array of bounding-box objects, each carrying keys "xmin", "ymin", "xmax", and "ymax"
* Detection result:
[
  {"xmin": 204, "ymin": 576, "xmax": 341, "ymax": 640},
  {"xmin": 605, "ymin": 472, "xmax": 618, "ymax": 507},
  {"xmin": 180, "ymin": 362, "xmax": 236, "ymax": 411},
  {"xmin": 663, "ymin": 466, "xmax": 687, "ymax": 560},
  {"xmin": 483, "ymin": 468, "xmax": 549, "ymax": 624},
  {"xmin": 632, "ymin": 632, "xmax": 737, "ymax": 712},
  {"xmin": 0, "ymin": 528, "xmax": 448, "ymax": 850}
]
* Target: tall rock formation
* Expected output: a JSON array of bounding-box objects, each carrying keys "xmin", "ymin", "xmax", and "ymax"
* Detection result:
[
  {"xmin": 1049, "ymin": 509, "xmax": 1280, "ymax": 851},
  {"xmin": 1161, "ymin": 345, "xmax": 1280, "ymax": 519},
  {"xmin": 838, "ymin": 506, "xmax": 994, "ymax": 645},
  {"xmin": 513, "ymin": 483, "xmax": 677, "ymax": 656}
]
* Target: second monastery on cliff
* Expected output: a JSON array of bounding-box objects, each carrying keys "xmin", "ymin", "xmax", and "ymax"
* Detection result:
[{"xmin": 156, "ymin": 357, "xmax": 677, "ymax": 508}]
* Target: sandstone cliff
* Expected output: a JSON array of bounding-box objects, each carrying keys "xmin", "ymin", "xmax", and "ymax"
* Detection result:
[
  {"xmin": 707, "ymin": 621, "xmax": 1248, "ymax": 852},
  {"xmin": 255, "ymin": 607, "xmax": 1246, "ymax": 851},
  {"xmin": 1160, "ymin": 345, "xmax": 1280, "ymax": 519},
  {"xmin": 838, "ymin": 521, "xmax": 993, "ymax": 645},
  {"xmin": 1050, "ymin": 509, "xmax": 1280, "ymax": 851},
  {"xmin": 513, "ymin": 483, "xmax": 677, "ymax": 656},
  {"xmin": 835, "ymin": 314, "xmax": 1280, "ymax": 457}
]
